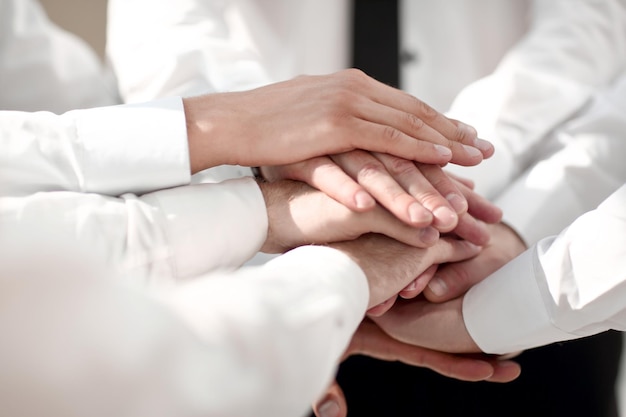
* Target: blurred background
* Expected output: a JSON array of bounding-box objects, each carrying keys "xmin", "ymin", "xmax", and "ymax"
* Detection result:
[
  {"xmin": 36, "ymin": 1, "xmax": 626, "ymax": 415},
  {"xmin": 39, "ymin": 0, "xmax": 107, "ymax": 60}
]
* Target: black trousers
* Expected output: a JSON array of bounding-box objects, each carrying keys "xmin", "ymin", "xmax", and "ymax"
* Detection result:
[{"xmin": 329, "ymin": 331, "xmax": 622, "ymax": 417}]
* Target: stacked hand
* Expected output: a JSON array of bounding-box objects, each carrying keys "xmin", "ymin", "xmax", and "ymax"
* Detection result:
[
  {"xmin": 182, "ymin": 69, "xmax": 524, "ymax": 417},
  {"xmin": 184, "ymin": 69, "xmax": 493, "ymax": 176},
  {"xmin": 372, "ymin": 221, "xmax": 528, "ymax": 351},
  {"xmin": 309, "ymin": 222, "xmax": 528, "ymax": 417}
]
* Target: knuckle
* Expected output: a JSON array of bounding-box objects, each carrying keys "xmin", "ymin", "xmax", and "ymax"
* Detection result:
[
  {"xmin": 338, "ymin": 68, "xmax": 369, "ymax": 90},
  {"xmin": 454, "ymin": 122, "xmax": 477, "ymax": 144},
  {"xmin": 416, "ymin": 190, "xmax": 443, "ymax": 206},
  {"xmin": 343, "ymin": 67, "xmax": 368, "ymax": 81},
  {"xmin": 381, "ymin": 125, "xmax": 404, "ymax": 145},
  {"xmin": 453, "ymin": 124, "xmax": 472, "ymax": 144},
  {"xmin": 444, "ymin": 266, "xmax": 472, "ymax": 293},
  {"xmin": 404, "ymin": 112, "xmax": 425, "ymax": 132},
  {"xmin": 355, "ymin": 160, "xmax": 386, "ymax": 181},
  {"xmin": 385, "ymin": 155, "xmax": 417, "ymax": 178},
  {"xmin": 410, "ymin": 95, "xmax": 439, "ymax": 122}
]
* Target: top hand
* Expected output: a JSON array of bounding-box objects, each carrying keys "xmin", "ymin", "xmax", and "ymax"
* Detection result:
[{"xmin": 183, "ymin": 69, "xmax": 493, "ymax": 173}]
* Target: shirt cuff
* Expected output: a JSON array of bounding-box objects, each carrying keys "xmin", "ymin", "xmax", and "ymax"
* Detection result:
[
  {"xmin": 264, "ymin": 245, "xmax": 370, "ymax": 323},
  {"xmin": 142, "ymin": 177, "xmax": 267, "ymax": 279},
  {"xmin": 462, "ymin": 245, "xmax": 578, "ymax": 355},
  {"xmin": 69, "ymin": 96, "xmax": 191, "ymax": 195}
]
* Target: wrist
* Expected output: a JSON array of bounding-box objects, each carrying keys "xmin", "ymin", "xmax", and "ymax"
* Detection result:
[
  {"xmin": 257, "ymin": 181, "xmax": 292, "ymax": 253},
  {"xmin": 183, "ymin": 95, "xmax": 230, "ymax": 174},
  {"xmin": 493, "ymin": 222, "xmax": 527, "ymax": 253}
]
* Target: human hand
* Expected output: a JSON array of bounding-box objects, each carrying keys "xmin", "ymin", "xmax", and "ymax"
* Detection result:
[
  {"xmin": 443, "ymin": 172, "xmax": 503, "ymax": 245},
  {"xmin": 366, "ymin": 223, "xmax": 526, "ymax": 353},
  {"xmin": 328, "ymin": 233, "xmax": 481, "ymax": 310},
  {"xmin": 258, "ymin": 180, "xmax": 443, "ymax": 253},
  {"xmin": 183, "ymin": 69, "xmax": 493, "ymax": 173},
  {"xmin": 424, "ymin": 221, "xmax": 526, "ymax": 302},
  {"xmin": 365, "ymin": 179, "xmax": 502, "ymax": 302},
  {"xmin": 261, "ymin": 158, "xmax": 502, "ymax": 241},
  {"xmin": 372, "ymin": 296, "xmax": 480, "ymax": 353},
  {"xmin": 261, "ymin": 154, "xmax": 464, "ymax": 230},
  {"xmin": 312, "ymin": 319, "xmax": 521, "ymax": 417}
]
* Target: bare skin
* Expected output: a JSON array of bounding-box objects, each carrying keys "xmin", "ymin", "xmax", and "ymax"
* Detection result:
[
  {"xmin": 184, "ymin": 70, "xmax": 492, "ymax": 175},
  {"xmin": 312, "ymin": 320, "xmax": 522, "ymax": 417}
]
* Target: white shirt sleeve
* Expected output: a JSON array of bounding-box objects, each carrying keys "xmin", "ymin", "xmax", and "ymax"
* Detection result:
[
  {"xmin": 463, "ymin": 183, "xmax": 626, "ymax": 355},
  {"xmin": 494, "ymin": 72, "xmax": 626, "ymax": 245},
  {"xmin": 0, "ymin": 98, "xmax": 191, "ymax": 197},
  {"xmin": 445, "ymin": 0, "xmax": 626, "ymax": 200},
  {"xmin": 0, "ymin": 246, "xmax": 368, "ymax": 417},
  {"xmin": 106, "ymin": 0, "xmax": 272, "ymax": 103},
  {"xmin": 0, "ymin": 177, "xmax": 267, "ymax": 283},
  {"xmin": 0, "ymin": 0, "xmax": 118, "ymax": 113}
]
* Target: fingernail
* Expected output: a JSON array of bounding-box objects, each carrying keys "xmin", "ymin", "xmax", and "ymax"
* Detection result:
[
  {"xmin": 462, "ymin": 144, "xmax": 482, "ymax": 159},
  {"xmin": 409, "ymin": 202, "xmax": 432, "ymax": 225},
  {"xmin": 428, "ymin": 276, "xmax": 448, "ymax": 297},
  {"xmin": 434, "ymin": 144, "xmax": 452, "ymax": 158},
  {"xmin": 354, "ymin": 191, "xmax": 375, "ymax": 209},
  {"xmin": 419, "ymin": 226, "xmax": 439, "ymax": 245},
  {"xmin": 446, "ymin": 193, "xmax": 467, "ymax": 214},
  {"xmin": 433, "ymin": 206, "xmax": 458, "ymax": 229},
  {"xmin": 318, "ymin": 400, "xmax": 341, "ymax": 417}
]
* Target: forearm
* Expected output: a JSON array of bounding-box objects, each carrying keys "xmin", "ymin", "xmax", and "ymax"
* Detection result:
[
  {"xmin": 0, "ymin": 178, "xmax": 266, "ymax": 283},
  {"xmin": 0, "ymin": 98, "xmax": 190, "ymax": 197},
  {"xmin": 0, "ymin": 245, "xmax": 367, "ymax": 417},
  {"xmin": 159, "ymin": 245, "xmax": 368, "ymax": 416}
]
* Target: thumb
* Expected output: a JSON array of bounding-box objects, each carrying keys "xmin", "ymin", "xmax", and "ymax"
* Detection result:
[{"xmin": 312, "ymin": 380, "xmax": 348, "ymax": 417}]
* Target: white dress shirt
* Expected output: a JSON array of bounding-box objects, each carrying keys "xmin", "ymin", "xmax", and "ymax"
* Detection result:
[
  {"xmin": 445, "ymin": 0, "xmax": 626, "ymax": 246},
  {"xmin": 463, "ymin": 73, "xmax": 626, "ymax": 354},
  {"xmin": 105, "ymin": 0, "xmax": 626, "ymax": 359},
  {"xmin": 464, "ymin": 182, "xmax": 626, "ymax": 355},
  {"xmin": 0, "ymin": 241, "xmax": 367, "ymax": 417},
  {"xmin": 0, "ymin": 0, "xmax": 117, "ymax": 113},
  {"xmin": 0, "ymin": 1, "xmax": 372, "ymax": 416},
  {"xmin": 107, "ymin": 0, "xmax": 530, "ymax": 109},
  {"xmin": 107, "ymin": 0, "xmax": 626, "ymax": 245}
]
